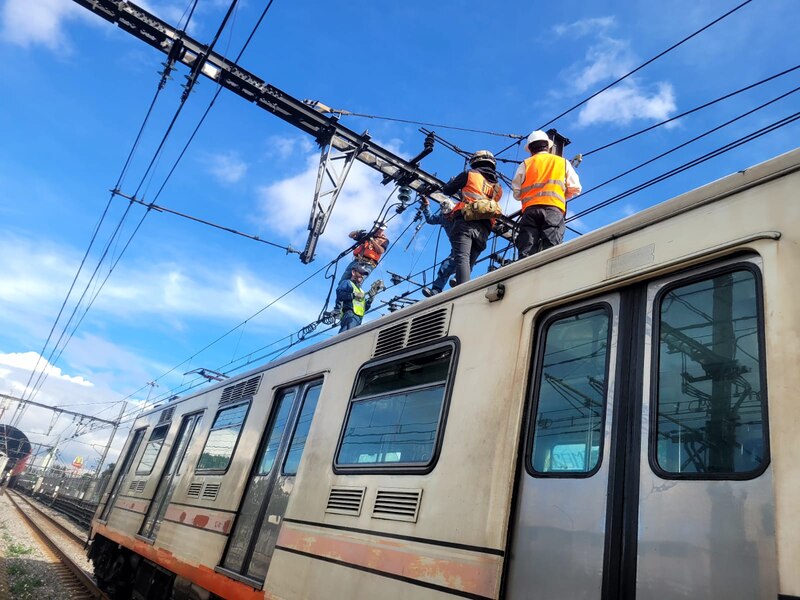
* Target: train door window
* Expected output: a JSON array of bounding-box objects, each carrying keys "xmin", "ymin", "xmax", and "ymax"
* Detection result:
[
  {"xmin": 100, "ymin": 428, "xmax": 145, "ymax": 521},
  {"xmin": 196, "ymin": 401, "xmax": 249, "ymax": 473},
  {"xmin": 529, "ymin": 306, "xmax": 611, "ymax": 475},
  {"xmin": 220, "ymin": 379, "xmax": 323, "ymax": 584},
  {"xmin": 139, "ymin": 411, "xmax": 204, "ymax": 540},
  {"xmin": 335, "ymin": 343, "xmax": 456, "ymax": 472},
  {"xmin": 652, "ymin": 267, "xmax": 768, "ymax": 477},
  {"xmin": 282, "ymin": 384, "xmax": 321, "ymax": 475},
  {"xmin": 135, "ymin": 423, "xmax": 170, "ymax": 475}
]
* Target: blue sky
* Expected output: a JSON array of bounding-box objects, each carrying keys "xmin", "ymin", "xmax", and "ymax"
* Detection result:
[{"xmin": 0, "ymin": 0, "xmax": 797, "ymax": 469}]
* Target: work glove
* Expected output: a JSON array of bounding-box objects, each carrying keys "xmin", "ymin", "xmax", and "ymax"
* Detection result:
[{"xmin": 367, "ymin": 279, "xmax": 385, "ymax": 298}]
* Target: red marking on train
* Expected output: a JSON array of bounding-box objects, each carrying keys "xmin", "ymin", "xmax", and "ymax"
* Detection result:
[{"xmin": 193, "ymin": 515, "xmax": 210, "ymax": 528}]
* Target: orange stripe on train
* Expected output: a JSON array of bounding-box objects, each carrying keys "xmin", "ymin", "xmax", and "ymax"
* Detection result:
[
  {"xmin": 276, "ymin": 522, "xmax": 502, "ymax": 598},
  {"xmin": 94, "ymin": 523, "xmax": 264, "ymax": 599}
]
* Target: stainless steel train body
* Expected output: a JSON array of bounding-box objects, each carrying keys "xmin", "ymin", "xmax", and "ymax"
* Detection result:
[{"xmin": 88, "ymin": 149, "xmax": 800, "ymax": 600}]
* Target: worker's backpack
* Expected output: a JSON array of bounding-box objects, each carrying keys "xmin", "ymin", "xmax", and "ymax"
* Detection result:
[{"xmin": 462, "ymin": 197, "xmax": 502, "ymax": 221}]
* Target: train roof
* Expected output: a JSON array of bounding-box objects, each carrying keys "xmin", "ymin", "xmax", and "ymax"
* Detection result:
[{"xmin": 138, "ymin": 146, "xmax": 800, "ymax": 418}]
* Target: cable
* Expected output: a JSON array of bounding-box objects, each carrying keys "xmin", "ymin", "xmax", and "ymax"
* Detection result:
[
  {"xmin": 112, "ymin": 191, "xmax": 299, "ymax": 253},
  {"xmin": 570, "ymin": 110, "xmax": 800, "ymax": 221},
  {"xmin": 582, "ymin": 63, "xmax": 800, "ymax": 157},
  {"xmin": 25, "ymin": 0, "xmax": 276, "ymax": 403},
  {"xmin": 539, "ymin": 0, "xmax": 756, "ymax": 129},
  {"xmin": 320, "ymin": 106, "xmax": 523, "ymax": 139},
  {"xmin": 575, "ymin": 83, "xmax": 800, "ymax": 201}
]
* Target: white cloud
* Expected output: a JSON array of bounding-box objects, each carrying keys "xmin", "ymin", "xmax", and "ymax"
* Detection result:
[
  {"xmin": 0, "ymin": 0, "xmax": 85, "ymax": 50},
  {"xmin": 0, "ymin": 351, "xmax": 93, "ymax": 389},
  {"xmin": 255, "ymin": 144, "xmax": 408, "ymax": 254},
  {"xmin": 578, "ymin": 81, "xmax": 676, "ymax": 127},
  {"xmin": 555, "ymin": 20, "xmax": 677, "ymax": 128},
  {"xmin": 265, "ymin": 135, "xmax": 315, "ymax": 160},
  {"xmin": 204, "ymin": 151, "xmax": 248, "ymax": 184},
  {"xmin": 554, "ymin": 16, "xmax": 616, "ymax": 38},
  {"xmin": 0, "ymin": 235, "xmax": 320, "ymax": 336}
]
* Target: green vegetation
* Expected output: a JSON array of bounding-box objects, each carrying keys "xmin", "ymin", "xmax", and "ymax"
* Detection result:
[{"xmin": 7, "ymin": 564, "xmax": 44, "ymax": 597}]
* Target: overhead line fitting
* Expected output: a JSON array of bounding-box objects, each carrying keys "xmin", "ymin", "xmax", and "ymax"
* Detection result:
[{"xmin": 304, "ymin": 100, "xmax": 525, "ymax": 139}]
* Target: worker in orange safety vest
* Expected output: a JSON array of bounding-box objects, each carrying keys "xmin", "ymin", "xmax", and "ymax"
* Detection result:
[
  {"xmin": 339, "ymin": 222, "xmax": 389, "ymax": 282},
  {"xmin": 439, "ymin": 150, "xmax": 503, "ymax": 286},
  {"xmin": 512, "ymin": 130, "xmax": 581, "ymax": 258}
]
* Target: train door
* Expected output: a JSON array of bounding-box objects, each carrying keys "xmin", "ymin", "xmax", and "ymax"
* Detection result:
[
  {"xmin": 139, "ymin": 411, "xmax": 203, "ymax": 540},
  {"xmin": 99, "ymin": 427, "xmax": 146, "ymax": 521},
  {"xmin": 506, "ymin": 258, "xmax": 776, "ymax": 599},
  {"xmin": 218, "ymin": 379, "xmax": 322, "ymax": 586}
]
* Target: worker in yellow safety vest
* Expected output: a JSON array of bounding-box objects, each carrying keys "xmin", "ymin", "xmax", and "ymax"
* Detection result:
[
  {"xmin": 336, "ymin": 264, "xmax": 383, "ymax": 332},
  {"xmin": 512, "ymin": 130, "xmax": 582, "ymax": 258}
]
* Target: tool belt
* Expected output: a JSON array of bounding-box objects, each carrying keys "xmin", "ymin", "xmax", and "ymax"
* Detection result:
[{"xmin": 462, "ymin": 198, "xmax": 502, "ymax": 221}]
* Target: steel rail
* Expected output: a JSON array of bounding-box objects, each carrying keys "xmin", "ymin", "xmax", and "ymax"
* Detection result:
[{"xmin": 6, "ymin": 491, "xmax": 107, "ymax": 599}]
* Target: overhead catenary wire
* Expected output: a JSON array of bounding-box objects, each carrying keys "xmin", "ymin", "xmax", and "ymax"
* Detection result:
[
  {"xmin": 575, "ymin": 83, "xmax": 800, "ymax": 202},
  {"xmin": 582, "ymin": 63, "xmax": 800, "ymax": 158},
  {"xmin": 538, "ymin": 0, "xmax": 756, "ymax": 130},
  {"xmin": 570, "ymin": 109, "xmax": 800, "ymax": 221},
  {"xmin": 23, "ymin": 0, "xmax": 277, "ymax": 404},
  {"xmin": 18, "ymin": 5, "xmax": 200, "ymax": 403}
]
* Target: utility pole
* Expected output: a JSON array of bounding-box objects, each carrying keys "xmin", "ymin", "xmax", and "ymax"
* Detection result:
[{"xmin": 94, "ymin": 402, "xmax": 127, "ymax": 478}]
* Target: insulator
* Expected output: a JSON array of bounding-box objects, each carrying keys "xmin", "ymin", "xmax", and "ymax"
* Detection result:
[{"xmin": 397, "ymin": 186, "xmax": 412, "ymax": 204}]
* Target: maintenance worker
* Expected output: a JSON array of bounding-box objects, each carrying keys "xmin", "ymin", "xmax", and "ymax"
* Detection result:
[
  {"xmin": 340, "ymin": 222, "xmax": 389, "ymax": 282},
  {"xmin": 335, "ymin": 264, "xmax": 382, "ymax": 332},
  {"xmin": 419, "ymin": 197, "xmax": 456, "ymax": 297},
  {"xmin": 439, "ymin": 150, "xmax": 503, "ymax": 286},
  {"xmin": 512, "ymin": 130, "xmax": 582, "ymax": 258}
]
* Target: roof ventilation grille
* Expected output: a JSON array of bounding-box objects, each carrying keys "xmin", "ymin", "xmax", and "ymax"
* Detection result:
[
  {"xmin": 158, "ymin": 406, "xmax": 175, "ymax": 424},
  {"xmin": 220, "ymin": 375, "xmax": 262, "ymax": 405},
  {"xmin": 202, "ymin": 482, "xmax": 221, "ymax": 501},
  {"xmin": 407, "ymin": 307, "xmax": 450, "ymax": 348},
  {"xmin": 187, "ymin": 482, "xmax": 202, "ymax": 498},
  {"xmin": 373, "ymin": 322, "xmax": 409, "ymax": 357}
]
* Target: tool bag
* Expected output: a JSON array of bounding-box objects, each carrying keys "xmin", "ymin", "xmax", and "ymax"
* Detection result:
[{"xmin": 462, "ymin": 197, "xmax": 502, "ymax": 221}]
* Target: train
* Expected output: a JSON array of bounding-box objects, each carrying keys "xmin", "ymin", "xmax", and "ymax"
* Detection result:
[
  {"xmin": 0, "ymin": 424, "xmax": 33, "ymax": 483},
  {"xmin": 87, "ymin": 148, "xmax": 800, "ymax": 600}
]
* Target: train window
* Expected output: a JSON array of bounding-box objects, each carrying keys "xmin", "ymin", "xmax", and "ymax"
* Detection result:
[
  {"xmin": 196, "ymin": 402, "xmax": 250, "ymax": 472},
  {"xmin": 653, "ymin": 268, "xmax": 767, "ymax": 477},
  {"xmin": 283, "ymin": 383, "xmax": 322, "ymax": 475},
  {"xmin": 336, "ymin": 344, "xmax": 455, "ymax": 471},
  {"xmin": 135, "ymin": 424, "xmax": 170, "ymax": 475},
  {"xmin": 256, "ymin": 391, "xmax": 294, "ymax": 475},
  {"xmin": 530, "ymin": 307, "xmax": 610, "ymax": 476}
]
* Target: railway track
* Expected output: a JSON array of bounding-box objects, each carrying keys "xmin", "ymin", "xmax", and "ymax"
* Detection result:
[{"xmin": 6, "ymin": 490, "xmax": 108, "ymax": 599}]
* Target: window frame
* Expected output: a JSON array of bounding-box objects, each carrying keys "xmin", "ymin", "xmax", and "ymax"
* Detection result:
[
  {"xmin": 648, "ymin": 260, "xmax": 770, "ymax": 481},
  {"xmin": 135, "ymin": 423, "xmax": 171, "ymax": 476},
  {"xmin": 281, "ymin": 381, "xmax": 323, "ymax": 476},
  {"xmin": 194, "ymin": 399, "xmax": 252, "ymax": 475},
  {"xmin": 524, "ymin": 302, "xmax": 614, "ymax": 479},
  {"xmin": 333, "ymin": 338, "xmax": 460, "ymax": 475}
]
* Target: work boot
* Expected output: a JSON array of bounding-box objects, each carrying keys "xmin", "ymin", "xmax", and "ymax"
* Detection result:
[
  {"xmin": 421, "ymin": 287, "xmax": 441, "ymax": 298},
  {"xmin": 449, "ymin": 278, "xmax": 457, "ymax": 288}
]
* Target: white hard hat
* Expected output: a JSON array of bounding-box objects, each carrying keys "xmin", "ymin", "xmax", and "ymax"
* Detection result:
[
  {"xmin": 439, "ymin": 199, "xmax": 455, "ymax": 213},
  {"xmin": 526, "ymin": 130, "xmax": 554, "ymax": 151}
]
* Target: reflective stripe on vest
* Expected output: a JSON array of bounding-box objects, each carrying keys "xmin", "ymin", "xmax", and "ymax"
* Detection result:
[
  {"xmin": 519, "ymin": 153, "xmax": 567, "ymax": 213},
  {"xmin": 454, "ymin": 171, "xmax": 502, "ymax": 213},
  {"xmin": 350, "ymin": 281, "xmax": 366, "ymax": 317}
]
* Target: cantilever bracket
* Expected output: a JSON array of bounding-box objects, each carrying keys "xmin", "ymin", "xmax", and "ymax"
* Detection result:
[{"xmin": 299, "ymin": 135, "xmax": 366, "ymax": 263}]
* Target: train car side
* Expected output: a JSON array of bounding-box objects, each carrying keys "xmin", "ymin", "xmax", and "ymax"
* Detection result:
[{"xmin": 90, "ymin": 148, "xmax": 800, "ymax": 600}]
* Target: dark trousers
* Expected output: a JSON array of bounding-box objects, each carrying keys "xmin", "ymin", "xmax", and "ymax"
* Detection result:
[
  {"xmin": 449, "ymin": 217, "xmax": 491, "ymax": 285},
  {"xmin": 516, "ymin": 206, "xmax": 566, "ymax": 258},
  {"xmin": 339, "ymin": 311, "xmax": 362, "ymax": 333},
  {"xmin": 431, "ymin": 255, "xmax": 456, "ymax": 292}
]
